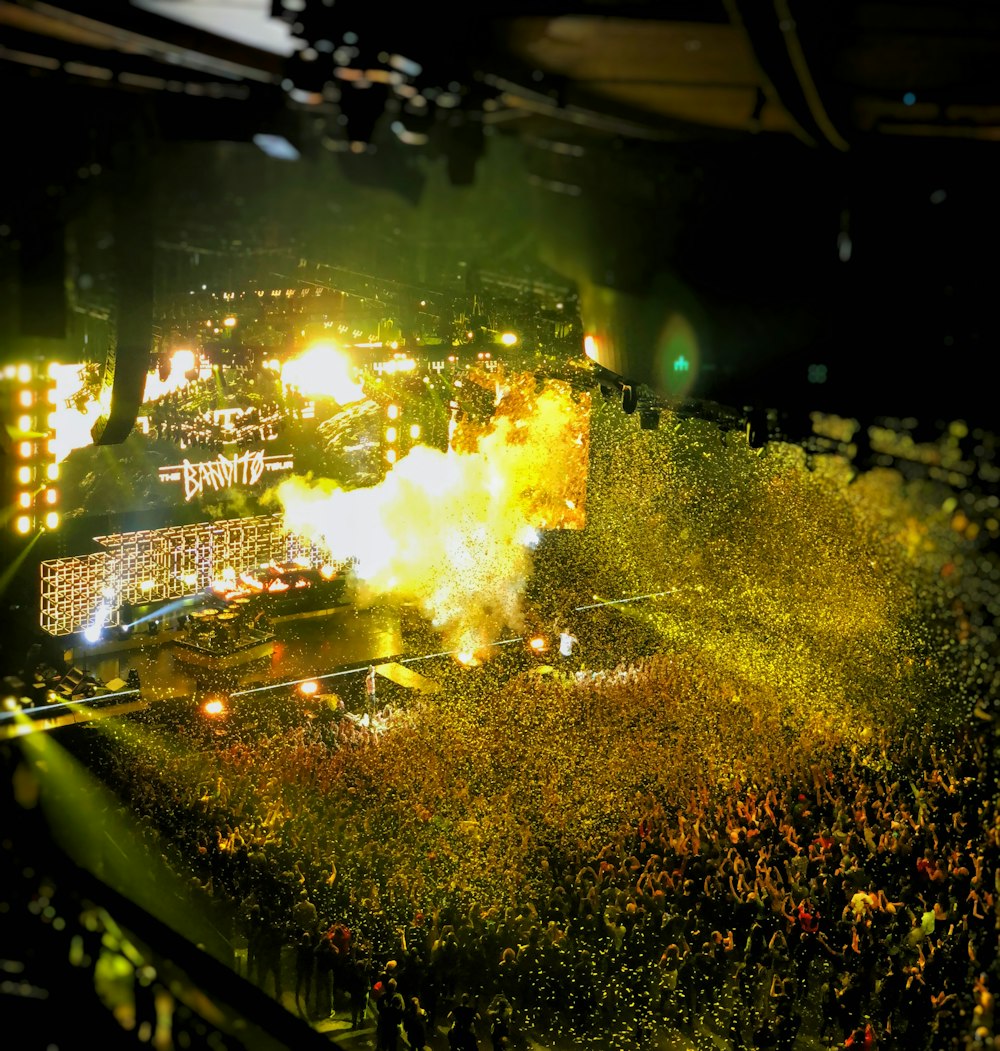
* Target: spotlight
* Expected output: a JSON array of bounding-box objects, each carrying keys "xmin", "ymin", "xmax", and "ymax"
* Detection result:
[
  {"xmin": 253, "ymin": 134, "xmax": 301, "ymax": 161},
  {"xmin": 83, "ymin": 624, "xmax": 102, "ymax": 644},
  {"xmin": 299, "ymin": 680, "xmax": 320, "ymax": 696}
]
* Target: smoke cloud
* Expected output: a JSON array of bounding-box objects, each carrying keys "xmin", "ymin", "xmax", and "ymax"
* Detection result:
[{"xmin": 274, "ymin": 382, "xmax": 587, "ymax": 653}]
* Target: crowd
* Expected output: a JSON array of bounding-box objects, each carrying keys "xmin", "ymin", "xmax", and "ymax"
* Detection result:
[{"xmin": 68, "ymin": 648, "xmax": 998, "ymax": 1050}]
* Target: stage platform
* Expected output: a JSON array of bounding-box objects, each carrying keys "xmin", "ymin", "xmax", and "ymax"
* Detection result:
[
  {"xmin": 69, "ymin": 605, "xmax": 407, "ymax": 705},
  {"xmin": 172, "ymin": 633, "xmax": 276, "ymax": 671}
]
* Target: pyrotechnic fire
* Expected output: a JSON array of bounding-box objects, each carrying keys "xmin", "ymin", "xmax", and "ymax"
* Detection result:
[
  {"xmin": 274, "ymin": 380, "xmax": 588, "ymax": 652},
  {"xmin": 281, "ymin": 342, "xmax": 365, "ymax": 404}
]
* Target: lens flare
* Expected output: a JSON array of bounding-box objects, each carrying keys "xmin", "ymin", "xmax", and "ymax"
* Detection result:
[{"xmin": 281, "ymin": 342, "xmax": 365, "ymax": 404}]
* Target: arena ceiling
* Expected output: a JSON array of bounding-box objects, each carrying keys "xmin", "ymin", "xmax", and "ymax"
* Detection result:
[
  {"xmin": 4, "ymin": 2, "xmax": 1000, "ymax": 156},
  {"xmin": 3, "ymin": 1, "xmax": 1000, "ymax": 429}
]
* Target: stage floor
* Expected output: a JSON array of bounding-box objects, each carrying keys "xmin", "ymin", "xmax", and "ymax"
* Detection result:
[{"xmin": 75, "ymin": 605, "xmax": 407, "ymax": 703}]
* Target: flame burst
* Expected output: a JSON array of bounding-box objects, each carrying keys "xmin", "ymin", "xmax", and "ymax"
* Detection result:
[
  {"xmin": 281, "ymin": 342, "xmax": 365, "ymax": 404},
  {"xmin": 275, "ymin": 380, "xmax": 588, "ymax": 652}
]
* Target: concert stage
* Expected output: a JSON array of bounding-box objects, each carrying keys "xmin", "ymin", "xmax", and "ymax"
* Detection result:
[{"xmin": 72, "ymin": 604, "xmax": 407, "ymax": 705}]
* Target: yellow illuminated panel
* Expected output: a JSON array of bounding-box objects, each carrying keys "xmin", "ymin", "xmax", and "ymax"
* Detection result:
[
  {"xmin": 17, "ymin": 415, "xmax": 32, "ymax": 433},
  {"xmin": 44, "ymin": 512, "xmax": 59, "ymax": 530},
  {"xmin": 409, "ymin": 423, "xmax": 421, "ymax": 439},
  {"xmin": 385, "ymin": 426, "xmax": 397, "ymax": 442},
  {"xmin": 17, "ymin": 364, "xmax": 32, "ymax": 383},
  {"xmin": 18, "ymin": 390, "xmax": 33, "ymax": 407},
  {"xmin": 46, "ymin": 463, "xmax": 59, "ymax": 480},
  {"xmin": 15, "ymin": 515, "xmax": 32, "ymax": 534},
  {"xmin": 385, "ymin": 448, "xmax": 397, "ymax": 464},
  {"xmin": 17, "ymin": 466, "xmax": 33, "ymax": 484},
  {"xmin": 387, "ymin": 404, "xmax": 399, "ymax": 420},
  {"xmin": 18, "ymin": 441, "xmax": 33, "ymax": 458},
  {"xmin": 44, "ymin": 489, "xmax": 58, "ymax": 505},
  {"xmin": 18, "ymin": 492, "xmax": 32, "ymax": 508}
]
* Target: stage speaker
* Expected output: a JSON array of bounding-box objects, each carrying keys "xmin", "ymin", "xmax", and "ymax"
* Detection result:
[{"xmin": 92, "ymin": 140, "xmax": 154, "ymax": 445}]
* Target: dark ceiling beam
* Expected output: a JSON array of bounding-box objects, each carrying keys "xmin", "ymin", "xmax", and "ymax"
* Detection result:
[
  {"xmin": 0, "ymin": 22, "xmax": 257, "ymax": 90},
  {"xmin": 486, "ymin": 1, "xmax": 731, "ymax": 20},
  {"xmin": 725, "ymin": 0, "xmax": 850, "ymax": 151},
  {"xmin": 1, "ymin": 0, "xmax": 283, "ymax": 82},
  {"xmin": 486, "ymin": 70, "xmax": 752, "ymax": 143},
  {"xmin": 0, "ymin": 48, "xmax": 286, "ymax": 149}
]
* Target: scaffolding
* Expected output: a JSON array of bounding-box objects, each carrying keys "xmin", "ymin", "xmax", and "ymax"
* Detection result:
[{"xmin": 40, "ymin": 513, "xmax": 332, "ymax": 636}]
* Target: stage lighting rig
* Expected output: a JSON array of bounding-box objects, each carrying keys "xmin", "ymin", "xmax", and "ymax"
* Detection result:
[{"xmin": 270, "ymin": 0, "xmax": 498, "ymax": 184}]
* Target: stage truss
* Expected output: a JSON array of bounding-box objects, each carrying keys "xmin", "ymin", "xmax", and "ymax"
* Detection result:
[{"xmin": 39, "ymin": 514, "xmax": 333, "ymax": 636}]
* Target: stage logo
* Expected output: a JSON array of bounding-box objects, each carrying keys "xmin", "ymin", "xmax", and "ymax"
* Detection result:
[{"xmin": 158, "ymin": 450, "xmax": 294, "ymax": 501}]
